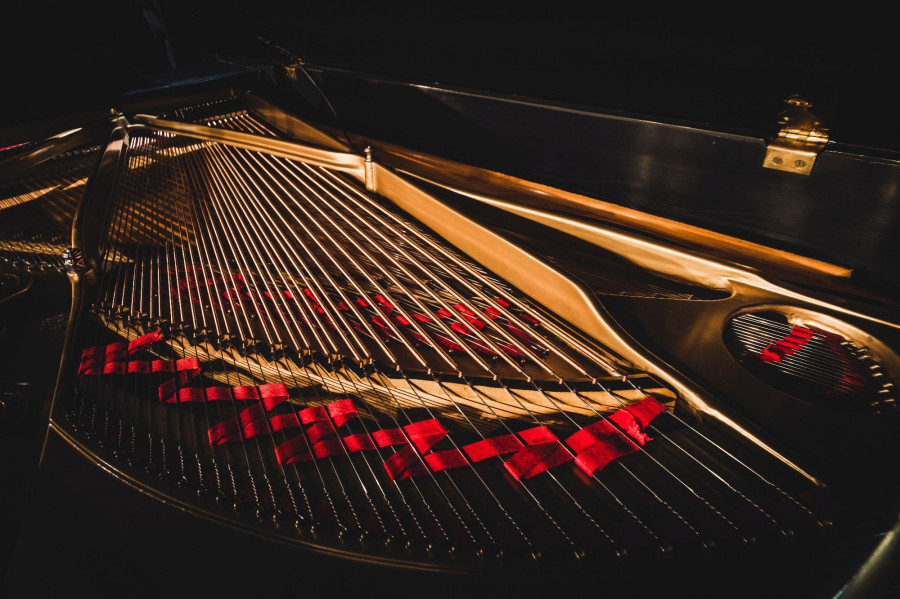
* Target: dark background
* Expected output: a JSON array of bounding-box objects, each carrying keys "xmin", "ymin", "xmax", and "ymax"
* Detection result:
[{"xmin": 1, "ymin": 2, "xmax": 898, "ymax": 151}]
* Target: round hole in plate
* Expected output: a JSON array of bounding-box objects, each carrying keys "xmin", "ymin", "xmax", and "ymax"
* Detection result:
[{"xmin": 724, "ymin": 311, "xmax": 896, "ymax": 413}]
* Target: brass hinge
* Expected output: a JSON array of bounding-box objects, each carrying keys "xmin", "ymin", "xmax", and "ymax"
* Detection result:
[
  {"xmin": 762, "ymin": 95, "xmax": 829, "ymax": 176},
  {"xmin": 283, "ymin": 62, "xmax": 303, "ymax": 82}
]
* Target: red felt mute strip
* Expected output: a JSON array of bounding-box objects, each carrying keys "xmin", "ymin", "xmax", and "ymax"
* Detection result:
[
  {"xmin": 458, "ymin": 426, "xmax": 572, "ymax": 481},
  {"xmin": 127, "ymin": 329, "xmax": 163, "ymax": 354},
  {"xmin": 274, "ymin": 399, "xmax": 376, "ymax": 464},
  {"xmin": 501, "ymin": 426, "xmax": 572, "ymax": 481},
  {"xmin": 758, "ymin": 325, "xmax": 815, "ymax": 363},
  {"xmin": 372, "ymin": 421, "xmax": 574, "ymax": 481},
  {"xmin": 207, "ymin": 384, "xmax": 292, "ymax": 445},
  {"xmin": 78, "ymin": 330, "xmax": 164, "ymax": 375},
  {"xmin": 371, "ymin": 419, "xmax": 468, "ymax": 480},
  {"xmin": 78, "ymin": 357, "xmax": 188, "ymax": 376},
  {"xmin": 156, "ymin": 358, "xmax": 202, "ymax": 402},
  {"xmin": 458, "ymin": 426, "xmax": 568, "ymax": 480},
  {"xmin": 164, "ymin": 378, "xmax": 288, "ymax": 405},
  {"xmin": 564, "ymin": 397, "xmax": 666, "ymax": 476}
]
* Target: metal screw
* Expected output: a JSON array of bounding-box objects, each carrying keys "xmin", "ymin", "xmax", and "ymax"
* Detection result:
[
  {"xmin": 772, "ymin": 156, "xmax": 783, "ymax": 165},
  {"xmin": 794, "ymin": 159, "xmax": 806, "ymax": 168}
]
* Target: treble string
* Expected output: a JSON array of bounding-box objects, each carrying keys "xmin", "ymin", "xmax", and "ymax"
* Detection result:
[{"xmin": 315, "ymin": 164, "xmax": 808, "ymax": 535}]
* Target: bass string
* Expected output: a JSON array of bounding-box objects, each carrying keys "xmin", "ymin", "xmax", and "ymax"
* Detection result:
[
  {"xmin": 180, "ymin": 134, "xmax": 290, "ymax": 513},
  {"xmin": 209, "ymin": 137, "xmax": 537, "ymax": 551},
  {"xmin": 214, "ymin": 135, "xmax": 636, "ymax": 552},
  {"xmin": 195, "ymin": 130, "xmax": 443, "ymax": 545},
  {"xmin": 202, "ymin": 136, "xmax": 474, "ymax": 545},
  {"xmin": 198, "ymin": 140, "xmax": 372, "ymax": 530},
  {"xmin": 243, "ymin": 143, "xmax": 617, "ymax": 552},
  {"xmin": 210, "ymin": 121, "xmax": 703, "ymax": 549},
  {"xmin": 184, "ymin": 133, "xmax": 372, "ymax": 528},
  {"xmin": 209, "ymin": 139, "xmax": 451, "ymax": 543},
  {"xmin": 221, "ymin": 132, "xmax": 602, "ymax": 551}
]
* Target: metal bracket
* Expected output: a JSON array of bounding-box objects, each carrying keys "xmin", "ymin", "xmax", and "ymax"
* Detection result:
[
  {"xmin": 364, "ymin": 146, "xmax": 377, "ymax": 192},
  {"xmin": 762, "ymin": 96, "xmax": 829, "ymax": 176},
  {"xmin": 61, "ymin": 248, "xmax": 87, "ymax": 276}
]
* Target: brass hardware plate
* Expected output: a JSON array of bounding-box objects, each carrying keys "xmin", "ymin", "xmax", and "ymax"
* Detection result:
[
  {"xmin": 763, "ymin": 144, "xmax": 818, "ymax": 175},
  {"xmin": 763, "ymin": 96, "xmax": 829, "ymax": 176}
]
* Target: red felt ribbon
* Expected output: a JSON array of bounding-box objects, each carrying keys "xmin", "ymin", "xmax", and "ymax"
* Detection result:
[
  {"xmin": 565, "ymin": 419, "xmax": 640, "ymax": 476},
  {"xmin": 206, "ymin": 385, "xmax": 290, "ymax": 445},
  {"xmin": 502, "ymin": 426, "xmax": 572, "ymax": 480},
  {"xmin": 564, "ymin": 396, "xmax": 666, "ymax": 476},
  {"xmin": 127, "ymin": 329, "xmax": 163, "ymax": 354},
  {"xmin": 462, "ymin": 432, "xmax": 524, "ymax": 462},
  {"xmin": 458, "ymin": 426, "xmax": 572, "ymax": 480},
  {"xmin": 271, "ymin": 400, "xmax": 376, "ymax": 465},
  {"xmin": 622, "ymin": 395, "xmax": 667, "ymax": 436},
  {"xmin": 758, "ymin": 325, "xmax": 815, "ymax": 363},
  {"xmin": 157, "ymin": 358, "xmax": 202, "ymax": 403},
  {"xmin": 372, "ymin": 419, "xmax": 468, "ymax": 480},
  {"xmin": 79, "ymin": 356, "xmax": 184, "ymax": 376},
  {"xmin": 77, "ymin": 331, "xmax": 163, "ymax": 376}
]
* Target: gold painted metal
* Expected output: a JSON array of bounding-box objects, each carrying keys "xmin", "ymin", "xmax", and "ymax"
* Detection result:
[
  {"xmin": 39, "ymin": 120, "xmax": 127, "ymax": 463},
  {"xmin": 762, "ymin": 96, "xmax": 830, "ymax": 175},
  {"xmin": 307, "ymin": 129, "xmax": 851, "ymax": 282},
  {"xmin": 424, "ymin": 182, "xmax": 900, "ymax": 332},
  {"xmin": 370, "ymin": 161, "xmax": 828, "ymax": 485},
  {"xmin": 131, "ymin": 115, "xmax": 366, "ymax": 180},
  {"xmin": 245, "ymin": 94, "xmax": 350, "ymax": 151},
  {"xmin": 364, "ymin": 145, "xmax": 377, "ymax": 192}
]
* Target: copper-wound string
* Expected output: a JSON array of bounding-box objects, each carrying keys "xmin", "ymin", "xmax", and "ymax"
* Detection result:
[
  {"xmin": 205, "ymin": 139, "xmax": 472, "ymax": 548},
  {"xmin": 201, "ymin": 141, "xmax": 381, "ymax": 533},
  {"xmin": 215, "ymin": 142, "xmax": 523, "ymax": 551},
  {"xmin": 242, "ymin": 147, "xmax": 607, "ymax": 553},
  {"xmin": 199, "ymin": 132, "xmax": 434, "ymax": 545}
]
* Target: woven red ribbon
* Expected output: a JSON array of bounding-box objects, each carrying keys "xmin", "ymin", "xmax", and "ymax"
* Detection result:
[
  {"xmin": 206, "ymin": 383, "xmax": 292, "ymax": 445},
  {"xmin": 77, "ymin": 330, "xmax": 164, "ymax": 375},
  {"xmin": 758, "ymin": 325, "xmax": 815, "ymax": 363},
  {"xmin": 370, "ymin": 419, "xmax": 468, "ymax": 480},
  {"xmin": 499, "ymin": 426, "xmax": 572, "ymax": 481},
  {"xmin": 564, "ymin": 397, "xmax": 666, "ymax": 476},
  {"xmin": 459, "ymin": 425, "xmax": 572, "ymax": 480},
  {"xmin": 156, "ymin": 359, "xmax": 203, "ymax": 402},
  {"xmin": 272, "ymin": 400, "xmax": 376, "ymax": 464}
]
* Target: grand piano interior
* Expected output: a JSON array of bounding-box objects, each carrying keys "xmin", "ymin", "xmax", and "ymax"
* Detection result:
[{"xmin": 2, "ymin": 5, "xmax": 899, "ymax": 598}]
